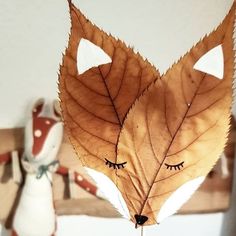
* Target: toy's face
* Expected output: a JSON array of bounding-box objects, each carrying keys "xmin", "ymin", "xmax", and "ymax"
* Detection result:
[{"xmin": 24, "ymin": 99, "xmax": 63, "ymax": 166}]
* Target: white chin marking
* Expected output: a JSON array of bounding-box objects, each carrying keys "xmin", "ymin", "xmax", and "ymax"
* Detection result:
[
  {"xmin": 85, "ymin": 168, "xmax": 130, "ymax": 220},
  {"xmin": 157, "ymin": 176, "xmax": 205, "ymax": 223},
  {"xmin": 77, "ymin": 38, "xmax": 112, "ymax": 74},
  {"xmin": 193, "ymin": 44, "xmax": 224, "ymax": 79}
]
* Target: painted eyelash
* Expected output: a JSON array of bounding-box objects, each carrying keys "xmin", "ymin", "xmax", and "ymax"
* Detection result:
[
  {"xmin": 165, "ymin": 161, "xmax": 184, "ymax": 171},
  {"xmin": 105, "ymin": 158, "xmax": 127, "ymax": 169}
]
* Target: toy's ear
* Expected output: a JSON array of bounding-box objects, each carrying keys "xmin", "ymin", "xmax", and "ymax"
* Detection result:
[
  {"xmin": 53, "ymin": 99, "xmax": 62, "ymax": 120},
  {"xmin": 32, "ymin": 98, "xmax": 45, "ymax": 118}
]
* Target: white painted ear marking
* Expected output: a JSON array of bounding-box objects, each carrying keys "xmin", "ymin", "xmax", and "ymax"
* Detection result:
[
  {"xmin": 157, "ymin": 176, "xmax": 205, "ymax": 223},
  {"xmin": 193, "ymin": 45, "xmax": 224, "ymax": 79},
  {"xmin": 77, "ymin": 39, "xmax": 112, "ymax": 74},
  {"xmin": 85, "ymin": 167, "xmax": 130, "ymax": 219}
]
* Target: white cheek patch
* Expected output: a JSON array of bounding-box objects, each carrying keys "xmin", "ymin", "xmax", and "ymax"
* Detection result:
[
  {"xmin": 85, "ymin": 167, "xmax": 130, "ymax": 220},
  {"xmin": 157, "ymin": 176, "xmax": 205, "ymax": 223},
  {"xmin": 193, "ymin": 45, "xmax": 224, "ymax": 79},
  {"xmin": 77, "ymin": 39, "xmax": 112, "ymax": 74}
]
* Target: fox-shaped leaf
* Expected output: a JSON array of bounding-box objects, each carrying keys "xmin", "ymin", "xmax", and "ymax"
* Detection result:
[{"xmin": 59, "ymin": 0, "xmax": 235, "ymax": 226}]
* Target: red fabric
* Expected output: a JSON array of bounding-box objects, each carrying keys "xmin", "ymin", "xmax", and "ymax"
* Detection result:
[
  {"xmin": 56, "ymin": 166, "xmax": 69, "ymax": 176},
  {"xmin": 32, "ymin": 117, "xmax": 56, "ymax": 156},
  {"xmin": 56, "ymin": 166, "xmax": 98, "ymax": 196},
  {"xmin": 74, "ymin": 172, "xmax": 97, "ymax": 195},
  {"xmin": 0, "ymin": 152, "xmax": 11, "ymax": 164},
  {"xmin": 11, "ymin": 230, "xmax": 18, "ymax": 236}
]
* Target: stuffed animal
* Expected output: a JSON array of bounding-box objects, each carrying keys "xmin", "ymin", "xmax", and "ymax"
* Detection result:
[{"xmin": 0, "ymin": 98, "xmax": 102, "ymax": 236}]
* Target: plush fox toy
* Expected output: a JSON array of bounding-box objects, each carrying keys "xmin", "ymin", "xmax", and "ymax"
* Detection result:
[
  {"xmin": 0, "ymin": 98, "xmax": 101, "ymax": 236},
  {"xmin": 12, "ymin": 98, "xmax": 63, "ymax": 236}
]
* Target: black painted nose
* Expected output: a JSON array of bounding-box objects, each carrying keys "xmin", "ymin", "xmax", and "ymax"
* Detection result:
[{"xmin": 134, "ymin": 214, "xmax": 148, "ymax": 227}]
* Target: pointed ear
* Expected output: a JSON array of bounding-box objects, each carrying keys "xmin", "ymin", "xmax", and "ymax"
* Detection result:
[
  {"xmin": 193, "ymin": 44, "xmax": 224, "ymax": 79},
  {"xmin": 32, "ymin": 98, "xmax": 45, "ymax": 118},
  {"xmin": 53, "ymin": 99, "xmax": 62, "ymax": 120},
  {"xmin": 77, "ymin": 38, "xmax": 112, "ymax": 74}
]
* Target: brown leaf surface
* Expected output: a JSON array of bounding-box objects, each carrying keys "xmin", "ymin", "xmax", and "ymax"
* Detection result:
[
  {"xmin": 59, "ymin": 1, "xmax": 159, "ymax": 179},
  {"xmin": 117, "ymin": 4, "xmax": 235, "ymax": 225}
]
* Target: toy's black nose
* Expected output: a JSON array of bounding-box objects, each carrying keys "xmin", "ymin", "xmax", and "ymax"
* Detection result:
[{"xmin": 134, "ymin": 214, "xmax": 148, "ymax": 227}]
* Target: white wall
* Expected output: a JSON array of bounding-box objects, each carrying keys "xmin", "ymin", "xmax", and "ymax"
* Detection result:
[{"xmin": 0, "ymin": 0, "xmax": 235, "ymax": 235}]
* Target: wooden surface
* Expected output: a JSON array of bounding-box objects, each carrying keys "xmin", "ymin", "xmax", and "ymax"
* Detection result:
[
  {"xmin": 55, "ymin": 199, "xmax": 120, "ymax": 218},
  {"xmin": 0, "ymin": 118, "xmax": 235, "ymax": 224}
]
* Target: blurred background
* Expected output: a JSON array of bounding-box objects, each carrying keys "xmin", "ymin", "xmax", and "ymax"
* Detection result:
[{"xmin": 0, "ymin": 0, "xmax": 235, "ymax": 235}]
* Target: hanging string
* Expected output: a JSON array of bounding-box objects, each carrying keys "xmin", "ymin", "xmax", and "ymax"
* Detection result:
[{"xmin": 141, "ymin": 226, "xmax": 144, "ymax": 236}]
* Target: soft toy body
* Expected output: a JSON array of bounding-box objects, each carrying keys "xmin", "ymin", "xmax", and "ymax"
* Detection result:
[
  {"xmin": 13, "ymin": 174, "xmax": 56, "ymax": 236},
  {"xmin": 0, "ymin": 98, "xmax": 100, "ymax": 236},
  {"xmin": 12, "ymin": 99, "xmax": 63, "ymax": 236}
]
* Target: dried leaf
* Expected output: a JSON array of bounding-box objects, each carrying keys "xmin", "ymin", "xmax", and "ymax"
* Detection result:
[
  {"xmin": 59, "ymin": 1, "xmax": 160, "ymax": 179},
  {"xmin": 117, "ymin": 4, "xmax": 235, "ymax": 226}
]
